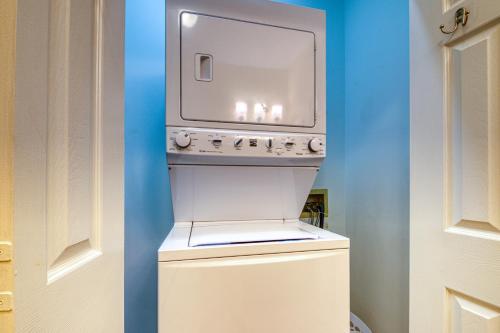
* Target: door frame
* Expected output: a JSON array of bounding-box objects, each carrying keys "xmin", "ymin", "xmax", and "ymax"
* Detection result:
[{"xmin": 0, "ymin": 0, "xmax": 17, "ymax": 331}]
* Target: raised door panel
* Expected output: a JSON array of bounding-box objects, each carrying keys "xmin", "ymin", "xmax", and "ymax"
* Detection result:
[
  {"xmin": 448, "ymin": 290, "xmax": 500, "ymax": 333},
  {"xmin": 46, "ymin": 0, "xmax": 102, "ymax": 283},
  {"xmin": 446, "ymin": 25, "xmax": 500, "ymax": 239}
]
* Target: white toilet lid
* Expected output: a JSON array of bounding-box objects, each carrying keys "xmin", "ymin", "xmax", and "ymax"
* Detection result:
[{"xmin": 189, "ymin": 220, "xmax": 318, "ymax": 247}]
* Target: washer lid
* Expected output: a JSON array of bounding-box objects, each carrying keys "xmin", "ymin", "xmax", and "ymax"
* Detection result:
[
  {"xmin": 189, "ymin": 220, "xmax": 318, "ymax": 247},
  {"xmin": 169, "ymin": 165, "xmax": 319, "ymax": 223},
  {"xmin": 158, "ymin": 220, "xmax": 349, "ymax": 262}
]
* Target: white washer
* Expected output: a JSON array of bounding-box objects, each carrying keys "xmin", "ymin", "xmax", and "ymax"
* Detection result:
[
  {"xmin": 158, "ymin": 220, "xmax": 349, "ymax": 333},
  {"xmin": 160, "ymin": 1, "xmax": 349, "ymax": 332}
]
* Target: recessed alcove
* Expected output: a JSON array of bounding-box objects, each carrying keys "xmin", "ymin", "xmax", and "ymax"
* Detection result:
[{"xmin": 125, "ymin": 1, "xmax": 409, "ymax": 332}]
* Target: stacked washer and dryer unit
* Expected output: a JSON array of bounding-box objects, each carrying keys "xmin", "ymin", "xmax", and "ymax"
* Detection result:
[{"xmin": 159, "ymin": 0, "xmax": 349, "ymax": 332}]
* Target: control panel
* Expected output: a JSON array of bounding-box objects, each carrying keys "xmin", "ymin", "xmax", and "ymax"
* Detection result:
[{"xmin": 167, "ymin": 127, "xmax": 326, "ymax": 158}]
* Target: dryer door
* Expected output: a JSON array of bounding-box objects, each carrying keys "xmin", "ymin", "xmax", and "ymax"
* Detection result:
[{"xmin": 180, "ymin": 12, "xmax": 315, "ymax": 127}]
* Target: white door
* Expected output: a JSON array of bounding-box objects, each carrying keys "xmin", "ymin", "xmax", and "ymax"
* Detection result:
[
  {"xmin": 14, "ymin": 0, "xmax": 124, "ymax": 332},
  {"xmin": 411, "ymin": 0, "xmax": 500, "ymax": 332}
]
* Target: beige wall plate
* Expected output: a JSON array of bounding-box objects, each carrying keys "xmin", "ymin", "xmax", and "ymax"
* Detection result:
[{"xmin": 300, "ymin": 188, "xmax": 329, "ymax": 219}]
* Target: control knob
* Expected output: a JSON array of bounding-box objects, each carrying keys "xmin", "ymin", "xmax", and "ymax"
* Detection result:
[
  {"xmin": 308, "ymin": 138, "xmax": 322, "ymax": 152},
  {"xmin": 265, "ymin": 138, "xmax": 273, "ymax": 149},
  {"xmin": 175, "ymin": 131, "xmax": 191, "ymax": 148},
  {"xmin": 234, "ymin": 137, "xmax": 244, "ymax": 148}
]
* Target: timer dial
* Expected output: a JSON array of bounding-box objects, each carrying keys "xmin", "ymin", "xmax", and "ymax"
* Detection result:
[
  {"xmin": 308, "ymin": 138, "xmax": 322, "ymax": 152},
  {"xmin": 175, "ymin": 131, "xmax": 191, "ymax": 148}
]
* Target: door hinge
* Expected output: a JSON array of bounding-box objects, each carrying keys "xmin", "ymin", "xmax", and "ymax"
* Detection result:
[
  {"xmin": 0, "ymin": 292, "xmax": 13, "ymax": 312},
  {"xmin": 0, "ymin": 242, "xmax": 12, "ymax": 262}
]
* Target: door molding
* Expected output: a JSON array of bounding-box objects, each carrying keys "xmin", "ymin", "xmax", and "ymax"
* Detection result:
[
  {"xmin": 0, "ymin": 0, "xmax": 17, "ymax": 331},
  {"xmin": 0, "ymin": 0, "xmax": 17, "ymax": 332}
]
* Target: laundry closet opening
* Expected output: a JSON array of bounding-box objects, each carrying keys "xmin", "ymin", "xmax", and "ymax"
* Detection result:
[{"xmin": 125, "ymin": 0, "xmax": 409, "ymax": 332}]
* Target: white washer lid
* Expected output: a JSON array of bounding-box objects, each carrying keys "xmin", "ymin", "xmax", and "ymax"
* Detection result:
[
  {"xmin": 158, "ymin": 220, "xmax": 349, "ymax": 262},
  {"xmin": 189, "ymin": 220, "xmax": 318, "ymax": 247}
]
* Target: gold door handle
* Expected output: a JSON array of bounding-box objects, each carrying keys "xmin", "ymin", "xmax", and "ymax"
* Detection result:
[{"xmin": 439, "ymin": 7, "xmax": 469, "ymax": 34}]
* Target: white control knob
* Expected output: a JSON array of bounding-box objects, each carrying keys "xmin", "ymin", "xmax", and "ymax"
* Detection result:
[
  {"xmin": 308, "ymin": 138, "xmax": 322, "ymax": 152},
  {"xmin": 265, "ymin": 138, "xmax": 273, "ymax": 149},
  {"xmin": 175, "ymin": 131, "xmax": 191, "ymax": 148},
  {"xmin": 234, "ymin": 137, "xmax": 244, "ymax": 148}
]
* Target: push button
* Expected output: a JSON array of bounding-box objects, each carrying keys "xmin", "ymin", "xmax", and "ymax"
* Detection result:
[{"xmin": 212, "ymin": 139, "xmax": 222, "ymax": 147}]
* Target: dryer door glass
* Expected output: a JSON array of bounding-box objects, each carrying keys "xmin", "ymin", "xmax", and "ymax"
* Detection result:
[{"xmin": 180, "ymin": 12, "xmax": 315, "ymax": 127}]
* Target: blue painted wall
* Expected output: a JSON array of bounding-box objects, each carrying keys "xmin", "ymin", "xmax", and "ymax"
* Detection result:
[
  {"xmin": 125, "ymin": 1, "xmax": 171, "ymax": 332},
  {"xmin": 275, "ymin": 0, "xmax": 346, "ymax": 237},
  {"xmin": 344, "ymin": 0, "xmax": 409, "ymax": 332}
]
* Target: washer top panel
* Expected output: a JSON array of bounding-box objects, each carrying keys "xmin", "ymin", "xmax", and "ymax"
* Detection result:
[{"xmin": 158, "ymin": 220, "xmax": 349, "ymax": 261}]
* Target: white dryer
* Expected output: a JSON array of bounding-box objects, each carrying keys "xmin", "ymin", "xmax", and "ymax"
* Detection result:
[{"xmin": 160, "ymin": 0, "xmax": 349, "ymax": 332}]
